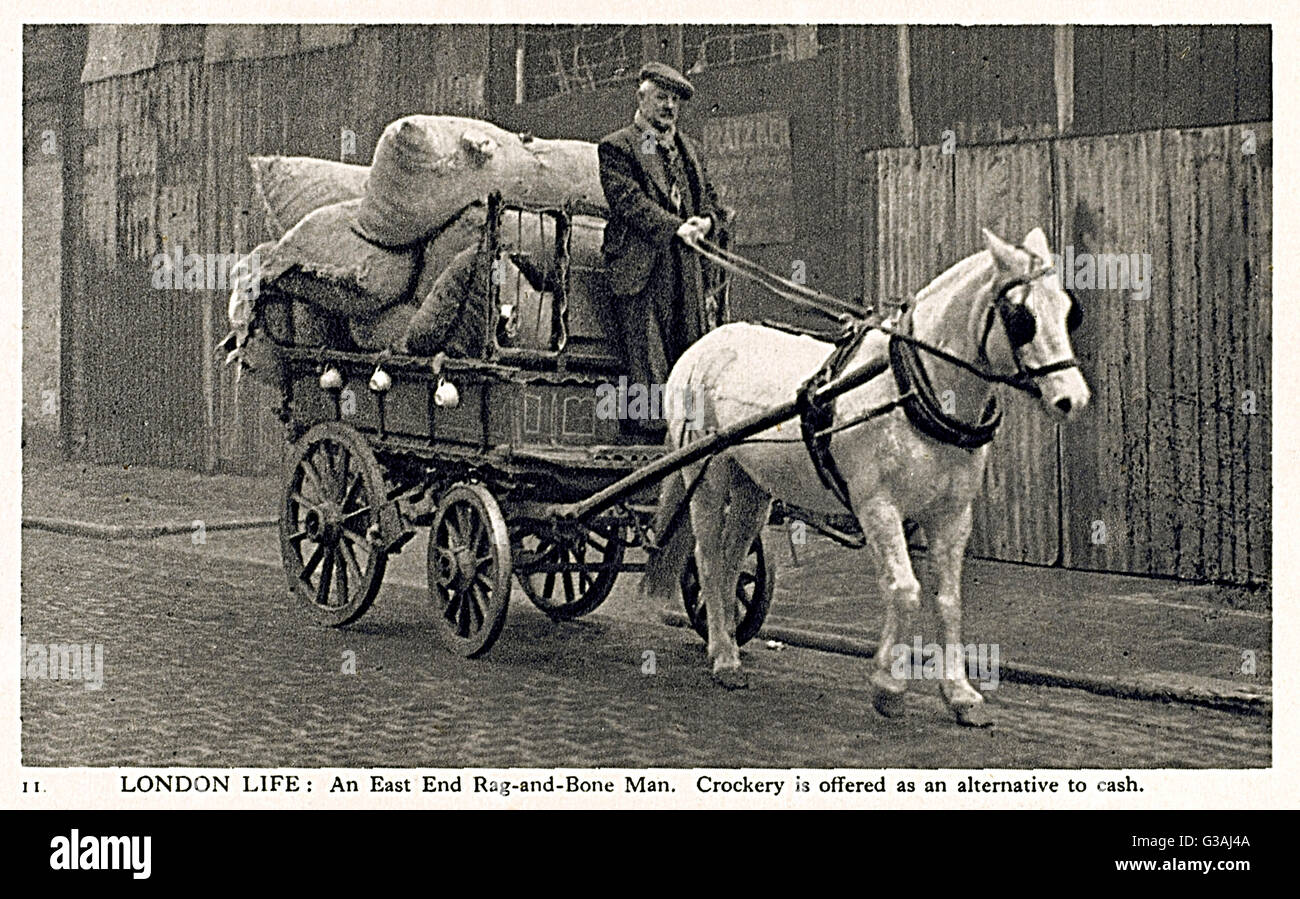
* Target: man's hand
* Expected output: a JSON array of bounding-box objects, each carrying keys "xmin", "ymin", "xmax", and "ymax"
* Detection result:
[
  {"xmin": 676, "ymin": 220, "xmax": 704, "ymax": 245},
  {"xmin": 677, "ymin": 216, "xmax": 713, "ymax": 246}
]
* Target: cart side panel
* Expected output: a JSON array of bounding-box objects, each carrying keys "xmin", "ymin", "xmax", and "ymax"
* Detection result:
[
  {"xmin": 348, "ymin": 374, "xmax": 380, "ymax": 431},
  {"xmin": 314, "ymin": 364, "xmax": 431, "ymax": 440},
  {"xmin": 431, "ymin": 377, "xmax": 489, "ymax": 446},
  {"xmin": 511, "ymin": 380, "xmax": 621, "ymax": 446},
  {"xmin": 289, "ymin": 372, "xmax": 336, "ymax": 427},
  {"xmin": 383, "ymin": 379, "xmax": 429, "ymax": 438}
]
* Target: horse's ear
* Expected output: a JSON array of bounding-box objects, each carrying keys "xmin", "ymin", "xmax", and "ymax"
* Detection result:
[
  {"xmin": 982, "ymin": 228, "xmax": 1020, "ymax": 272},
  {"xmin": 1021, "ymin": 227, "xmax": 1051, "ymax": 260}
]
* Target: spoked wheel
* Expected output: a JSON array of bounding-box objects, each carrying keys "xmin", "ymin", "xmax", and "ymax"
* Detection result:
[
  {"xmin": 681, "ymin": 534, "xmax": 774, "ymax": 646},
  {"xmin": 512, "ymin": 519, "xmax": 625, "ymax": 621},
  {"xmin": 428, "ymin": 483, "xmax": 512, "ymax": 658},
  {"xmin": 281, "ymin": 422, "xmax": 389, "ymax": 627}
]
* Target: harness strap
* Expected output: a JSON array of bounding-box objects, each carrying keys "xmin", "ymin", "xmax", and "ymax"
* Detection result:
[
  {"xmin": 688, "ymin": 239, "xmax": 1080, "ymax": 401},
  {"xmin": 889, "ymin": 311, "xmax": 1002, "ymax": 451},
  {"xmin": 690, "ymin": 237, "xmax": 867, "ymax": 320},
  {"xmin": 758, "ymin": 317, "xmax": 861, "ymax": 343},
  {"xmin": 795, "ymin": 321, "xmax": 886, "ymax": 517}
]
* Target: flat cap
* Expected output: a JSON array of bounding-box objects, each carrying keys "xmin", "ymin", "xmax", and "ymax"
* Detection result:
[{"xmin": 639, "ymin": 61, "xmax": 694, "ymax": 100}]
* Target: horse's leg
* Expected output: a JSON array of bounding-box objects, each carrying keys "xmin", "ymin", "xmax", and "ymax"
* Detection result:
[
  {"xmin": 695, "ymin": 458, "xmax": 769, "ymax": 689},
  {"xmin": 921, "ymin": 503, "xmax": 995, "ymax": 728},
  {"xmin": 855, "ymin": 498, "xmax": 921, "ymax": 718}
]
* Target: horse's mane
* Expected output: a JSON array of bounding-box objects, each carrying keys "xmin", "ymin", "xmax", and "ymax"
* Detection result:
[
  {"xmin": 912, "ymin": 249, "xmax": 991, "ymax": 305},
  {"xmin": 909, "ymin": 249, "xmax": 995, "ymax": 337}
]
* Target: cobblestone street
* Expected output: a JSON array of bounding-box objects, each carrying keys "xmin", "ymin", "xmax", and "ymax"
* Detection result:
[{"xmin": 20, "ymin": 530, "xmax": 1270, "ymax": 769}]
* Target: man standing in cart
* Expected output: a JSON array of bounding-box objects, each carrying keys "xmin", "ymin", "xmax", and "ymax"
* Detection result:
[{"xmin": 598, "ymin": 61, "xmax": 727, "ymax": 435}]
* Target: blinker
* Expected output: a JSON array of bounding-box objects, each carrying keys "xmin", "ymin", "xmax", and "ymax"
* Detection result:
[
  {"xmin": 1002, "ymin": 303, "xmax": 1036, "ymax": 348},
  {"xmin": 996, "ymin": 281, "xmax": 1082, "ymax": 350}
]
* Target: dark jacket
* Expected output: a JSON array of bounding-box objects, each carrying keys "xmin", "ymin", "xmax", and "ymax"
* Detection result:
[{"xmin": 597, "ymin": 123, "xmax": 724, "ymax": 297}]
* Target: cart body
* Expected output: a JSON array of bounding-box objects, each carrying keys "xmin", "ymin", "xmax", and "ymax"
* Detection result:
[{"xmin": 263, "ymin": 194, "xmax": 772, "ymax": 656}]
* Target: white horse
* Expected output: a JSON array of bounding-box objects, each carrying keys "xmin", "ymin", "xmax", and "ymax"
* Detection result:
[{"xmin": 641, "ymin": 228, "xmax": 1090, "ymax": 726}]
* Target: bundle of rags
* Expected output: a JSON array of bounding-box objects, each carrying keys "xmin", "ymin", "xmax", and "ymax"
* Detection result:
[
  {"xmin": 225, "ymin": 115, "xmax": 606, "ymax": 371},
  {"xmin": 356, "ymin": 115, "xmax": 603, "ymax": 248}
]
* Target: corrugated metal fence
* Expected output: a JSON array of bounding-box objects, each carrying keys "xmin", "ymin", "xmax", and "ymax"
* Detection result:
[{"xmin": 863, "ymin": 123, "xmax": 1271, "ymax": 584}]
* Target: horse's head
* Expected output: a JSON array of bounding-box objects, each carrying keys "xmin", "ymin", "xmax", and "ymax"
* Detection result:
[{"xmin": 980, "ymin": 228, "xmax": 1090, "ymax": 423}]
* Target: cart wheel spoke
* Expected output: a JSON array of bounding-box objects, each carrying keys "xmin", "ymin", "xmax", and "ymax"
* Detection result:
[
  {"xmin": 300, "ymin": 460, "xmax": 326, "ymax": 503},
  {"xmin": 449, "ymin": 594, "xmax": 463, "ymax": 635},
  {"xmin": 339, "ymin": 531, "xmax": 368, "ymax": 569},
  {"xmin": 341, "ymin": 473, "xmax": 363, "ymax": 513},
  {"xmin": 313, "ymin": 446, "xmax": 334, "ymax": 498},
  {"xmin": 315, "ymin": 547, "xmax": 336, "ymax": 608},
  {"xmin": 300, "ymin": 542, "xmax": 325, "ymax": 581},
  {"xmin": 337, "ymin": 449, "xmax": 354, "ymax": 504},
  {"xmin": 328, "ymin": 445, "xmax": 349, "ymax": 503},
  {"xmin": 339, "ymin": 538, "xmax": 364, "ymax": 584},
  {"xmin": 428, "ymin": 484, "xmax": 511, "ymax": 658},
  {"xmin": 468, "ymin": 587, "xmax": 485, "ymax": 631},
  {"xmin": 335, "ymin": 551, "xmax": 349, "ymax": 604},
  {"xmin": 281, "ymin": 423, "xmax": 389, "ymax": 627},
  {"xmin": 341, "ymin": 525, "xmax": 370, "ymax": 547}
]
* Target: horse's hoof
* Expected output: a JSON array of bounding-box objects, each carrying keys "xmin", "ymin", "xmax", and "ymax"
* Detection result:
[
  {"xmin": 711, "ymin": 668, "xmax": 749, "ymax": 690},
  {"xmin": 872, "ymin": 688, "xmax": 906, "ymax": 718},
  {"xmin": 951, "ymin": 702, "xmax": 995, "ymax": 728}
]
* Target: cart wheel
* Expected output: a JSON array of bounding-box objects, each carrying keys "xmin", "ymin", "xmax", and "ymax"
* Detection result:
[
  {"xmin": 681, "ymin": 533, "xmax": 774, "ymax": 646},
  {"xmin": 281, "ymin": 422, "xmax": 389, "ymax": 627},
  {"xmin": 513, "ymin": 520, "xmax": 625, "ymax": 621},
  {"xmin": 428, "ymin": 483, "xmax": 512, "ymax": 657}
]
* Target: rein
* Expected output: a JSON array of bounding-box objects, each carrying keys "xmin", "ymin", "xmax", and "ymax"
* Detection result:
[
  {"xmin": 687, "ymin": 236, "xmax": 1081, "ymax": 401},
  {"xmin": 652, "ymin": 236, "xmax": 1083, "ymax": 538},
  {"xmin": 688, "ymin": 236, "xmax": 868, "ymax": 320}
]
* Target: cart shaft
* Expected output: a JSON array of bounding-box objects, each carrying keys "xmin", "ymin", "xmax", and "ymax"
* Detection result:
[{"xmin": 551, "ymin": 354, "xmax": 891, "ymax": 522}]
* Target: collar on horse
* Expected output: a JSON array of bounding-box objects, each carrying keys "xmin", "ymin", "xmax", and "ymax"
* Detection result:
[
  {"xmin": 793, "ymin": 294, "xmax": 1020, "ymax": 525},
  {"xmin": 889, "ymin": 308, "xmax": 1003, "ymax": 450}
]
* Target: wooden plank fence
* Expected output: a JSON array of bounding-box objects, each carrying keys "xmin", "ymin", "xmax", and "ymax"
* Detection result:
[{"xmin": 863, "ymin": 122, "xmax": 1271, "ymax": 584}]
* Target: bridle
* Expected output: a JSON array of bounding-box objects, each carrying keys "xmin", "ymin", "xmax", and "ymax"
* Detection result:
[
  {"xmin": 686, "ymin": 236, "xmax": 1084, "ymax": 401},
  {"xmin": 972, "ymin": 246, "xmax": 1083, "ymax": 399}
]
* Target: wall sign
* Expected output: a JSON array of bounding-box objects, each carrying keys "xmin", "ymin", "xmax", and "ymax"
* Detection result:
[{"xmin": 701, "ymin": 111, "xmax": 796, "ymax": 246}]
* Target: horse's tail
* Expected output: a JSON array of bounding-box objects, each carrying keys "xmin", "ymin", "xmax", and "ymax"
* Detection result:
[{"xmin": 640, "ymin": 466, "xmax": 695, "ymax": 604}]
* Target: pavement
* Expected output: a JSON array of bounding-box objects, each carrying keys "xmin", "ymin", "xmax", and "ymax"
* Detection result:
[{"xmin": 22, "ymin": 452, "xmax": 1273, "ymax": 716}]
